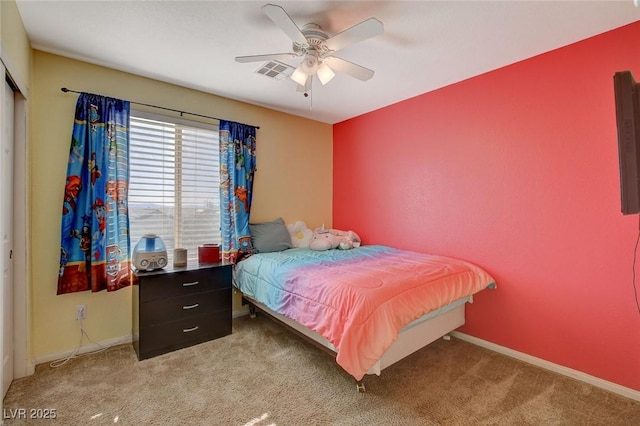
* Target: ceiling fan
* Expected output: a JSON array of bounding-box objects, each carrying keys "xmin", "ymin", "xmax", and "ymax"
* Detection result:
[{"xmin": 235, "ymin": 4, "xmax": 384, "ymax": 94}]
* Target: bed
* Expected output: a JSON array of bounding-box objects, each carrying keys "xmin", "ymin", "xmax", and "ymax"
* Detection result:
[{"xmin": 233, "ymin": 244, "xmax": 495, "ymax": 391}]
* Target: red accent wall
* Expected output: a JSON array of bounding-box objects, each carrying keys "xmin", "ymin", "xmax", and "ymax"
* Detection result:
[{"xmin": 333, "ymin": 21, "xmax": 640, "ymax": 391}]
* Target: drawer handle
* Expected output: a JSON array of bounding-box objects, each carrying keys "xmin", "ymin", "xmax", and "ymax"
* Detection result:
[
  {"xmin": 183, "ymin": 326, "xmax": 199, "ymax": 333},
  {"xmin": 182, "ymin": 281, "xmax": 200, "ymax": 287},
  {"xmin": 182, "ymin": 303, "xmax": 199, "ymax": 310}
]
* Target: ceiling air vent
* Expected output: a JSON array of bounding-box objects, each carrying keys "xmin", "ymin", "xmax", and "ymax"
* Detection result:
[{"xmin": 254, "ymin": 61, "xmax": 295, "ymax": 80}]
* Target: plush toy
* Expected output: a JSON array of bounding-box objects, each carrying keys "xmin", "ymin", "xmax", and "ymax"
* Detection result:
[
  {"xmin": 286, "ymin": 221, "xmax": 313, "ymax": 248},
  {"xmin": 309, "ymin": 227, "xmax": 361, "ymax": 251}
]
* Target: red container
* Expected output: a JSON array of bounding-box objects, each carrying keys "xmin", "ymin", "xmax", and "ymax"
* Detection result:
[{"xmin": 198, "ymin": 244, "xmax": 220, "ymax": 263}]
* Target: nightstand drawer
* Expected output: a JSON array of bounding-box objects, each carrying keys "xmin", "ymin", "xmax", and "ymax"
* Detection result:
[
  {"xmin": 140, "ymin": 287, "xmax": 231, "ymax": 327},
  {"xmin": 138, "ymin": 310, "xmax": 231, "ymax": 358},
  {"xmin": 140, "ymin": 267, "xmax": 232, "ymax": 302}
]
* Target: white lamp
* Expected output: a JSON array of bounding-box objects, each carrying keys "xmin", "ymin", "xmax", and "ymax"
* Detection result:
[
  {"xmin": 291, "ymin": 66, "xmax": 308, "ymax": 86},
  {"xmin": 291, "ymin": 52, "xmax": 333, "ymax": 87},
  {"xmin": 317, "ymin": 62, "xmax": 335, "ymax": 85}
]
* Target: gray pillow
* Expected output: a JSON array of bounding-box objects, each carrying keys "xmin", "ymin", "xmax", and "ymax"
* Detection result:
[{"xmin": 249, "ymin": 218, "xmax": 292, "ymax": 253}]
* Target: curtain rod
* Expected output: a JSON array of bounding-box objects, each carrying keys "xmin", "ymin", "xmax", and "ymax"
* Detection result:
[{"xmin": 60, "ymin": 87, "xmax": 260, "ymax": 129}]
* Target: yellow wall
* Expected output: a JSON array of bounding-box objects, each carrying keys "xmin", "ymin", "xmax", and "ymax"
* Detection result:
[
  {"xmin": 31, "ymin": 50, "xmax": 332, "ymax": 359},
  {"xmin": 1, "ymin": 0, "xmax": 31, "ymax": 90}
]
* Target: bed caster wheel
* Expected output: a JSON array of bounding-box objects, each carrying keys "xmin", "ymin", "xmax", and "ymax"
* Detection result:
[
  {"xmin": 356, "ymin": 382, "xmax": 366, "ymax": 393},
  {"xmin": 249, "ymin": 305, "xmax": 257, "ymax": 319}
]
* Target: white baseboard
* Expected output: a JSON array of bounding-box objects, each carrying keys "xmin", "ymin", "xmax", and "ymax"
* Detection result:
[
  {"xmin": 35, "ymin": 311, "xmax": 251, "ymax": 368},
  {"xmin": 451, "ymin": 331, "xmax": 640, "ymax": 402},
  {"xmin": 14, "ymin": 361, "xmax": 35, "ymax": 379},
  {"xmin": 34, "ymin": 334, "xmax": 133, "ymax": 366}
]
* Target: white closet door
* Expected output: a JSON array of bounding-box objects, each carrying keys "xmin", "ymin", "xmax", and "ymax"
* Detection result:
[{"xmin": 1, "ymin": 71, "xmax": 15, "ymax": 398}]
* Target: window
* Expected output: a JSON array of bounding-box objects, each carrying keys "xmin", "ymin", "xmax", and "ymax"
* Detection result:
[{"xmin": 128, "ymin": 111, "xmax": 220, "ymax": 265}]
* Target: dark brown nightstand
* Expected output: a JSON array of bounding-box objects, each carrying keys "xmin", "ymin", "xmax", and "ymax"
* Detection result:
[{"xmin": 132, "ymin": 262, "xmax": 232, "ymax": 360}]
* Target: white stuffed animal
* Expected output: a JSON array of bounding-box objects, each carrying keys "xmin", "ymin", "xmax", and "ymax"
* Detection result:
[{"xmin": 309, "ymin": 227, "xmax": 361, "ymax": 251}]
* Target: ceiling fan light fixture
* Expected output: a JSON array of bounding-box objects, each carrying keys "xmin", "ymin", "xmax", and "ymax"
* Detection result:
[
  {"xmin": 241, "ymin": 4, "xmax": 383, "ymax": 93},
  {"xmin": 300, "ymin": 53, "xmax": 319, "ymax": 75},
  {"xmin": 291, "ymin": 66, "xmax": 308, "ymax": 86},
  {"xmin": 317, "ymin": 62, "xmax": 335, "ymax": 85}
]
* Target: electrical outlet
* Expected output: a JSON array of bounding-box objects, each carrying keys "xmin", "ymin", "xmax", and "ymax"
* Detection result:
[{"xmin": 75, "ymin": 304, "xmax": 87, "ymax": 320}]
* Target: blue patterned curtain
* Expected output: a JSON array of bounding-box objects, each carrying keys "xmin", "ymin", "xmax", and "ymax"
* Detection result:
[
  {"xmin": 58, "ymin": 93, "xmax": 132, "ymax": 294},
  {"xmin": 219, "ymin": 121, "xmax": 257, "ymax": 263}
]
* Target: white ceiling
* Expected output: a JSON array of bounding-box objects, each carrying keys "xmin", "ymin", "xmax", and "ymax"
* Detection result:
[{"xmin": 15, "ymin": 1, "xmax": 640, "ymax": 124}]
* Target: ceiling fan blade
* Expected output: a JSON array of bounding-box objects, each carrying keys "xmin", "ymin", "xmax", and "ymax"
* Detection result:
[
  {"xmin": 323, "ymin": 56, "xmax": 374, "ymax": 81},
  {"xmin": 262, "ymin": 4, "xmax": 308, "ymax": 46},
  {"xmin": 324, "ymin": 18, "xmax": 383, "ymax": 52},
  {"xmin": 235, "ymin": 53, "xmax": 298, "ymax": 63}
]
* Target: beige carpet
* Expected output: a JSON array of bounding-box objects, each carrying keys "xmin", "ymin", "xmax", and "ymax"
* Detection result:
[{"xmin": 4, "ymin": 314, "xmax": 639, "ymax": 425}]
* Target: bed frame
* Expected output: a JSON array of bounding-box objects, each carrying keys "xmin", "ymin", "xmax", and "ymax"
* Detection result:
[{"xmin": 241, "ymin": 293, "xmax": 473, "ymax": 392}]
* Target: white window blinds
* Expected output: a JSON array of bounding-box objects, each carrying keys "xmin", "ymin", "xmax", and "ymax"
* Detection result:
[{"xmin": 129, "ymin": 112, "xmax": 220, "ymax": 264}]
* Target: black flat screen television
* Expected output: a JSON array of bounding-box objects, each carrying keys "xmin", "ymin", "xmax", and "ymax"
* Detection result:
[{"xmin": 614, "ymin": 70, "xmax": 640, "ymax": 215}]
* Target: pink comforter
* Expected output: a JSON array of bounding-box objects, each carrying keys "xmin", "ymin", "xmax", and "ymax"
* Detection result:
[{"xmin": 234, "ymin": 245, "xmax": 495, "ymax": 380}]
